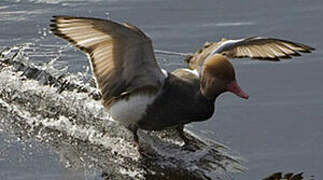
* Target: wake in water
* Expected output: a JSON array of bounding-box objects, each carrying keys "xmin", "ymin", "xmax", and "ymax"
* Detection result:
[{"xmin": 0, "ymin": 44, "xmax": 246, "ymax": 179}]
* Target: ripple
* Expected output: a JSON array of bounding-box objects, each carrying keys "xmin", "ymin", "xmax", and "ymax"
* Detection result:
[
  {"xmin": 0, "ymin": 9, "xmax": 46, "ymax": 21},
  {"xmin": 202, "ymin": 22, "xmax": 255, "ymax": 27}
]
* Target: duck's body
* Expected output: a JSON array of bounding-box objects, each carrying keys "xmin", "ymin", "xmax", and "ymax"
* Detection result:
[
  {"xmin": 106, "ymin": 68, "xmax": 214, "ymax": 135},
  {"xmin": 137, "ymin": 69, "xmax": 214, "ymax": 131},
  {"xmin": 50, "ymin": 16, "xmax": 314, "ymax": 148}
]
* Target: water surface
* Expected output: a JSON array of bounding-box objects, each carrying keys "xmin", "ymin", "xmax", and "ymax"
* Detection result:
[{"xmin": 1, "ymin": 0, "xmax": 323, "ymax": 179}]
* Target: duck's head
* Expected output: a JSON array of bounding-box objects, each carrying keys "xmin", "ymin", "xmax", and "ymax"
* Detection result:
[{"xmin": 200, "ymin": 54, "xmax": 249, "ymax": 100}]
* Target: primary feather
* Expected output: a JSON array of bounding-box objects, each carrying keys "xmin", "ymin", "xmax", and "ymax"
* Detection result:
[
  {"xmin": 50, "ymin": 16, "xmax": 165, "ymax": 107},
  {"xmin": 187, "ymin": 37, "xmax": 314, "ymax": 71}
]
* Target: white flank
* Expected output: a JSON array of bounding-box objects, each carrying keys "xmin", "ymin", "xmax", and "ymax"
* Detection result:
[
  {"xmin": 161, "ymin": 68, "xmax": 168, "ymax": 78},
  {"xmin": 182, "ymin": 68, "xmax": 199, "ymax": 77},
  {"xmin": 108, "ymin": 94, "xmax": 158, "ymax": 127}
]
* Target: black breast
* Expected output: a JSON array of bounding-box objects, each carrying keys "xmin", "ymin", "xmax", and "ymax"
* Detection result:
[{"xmin": 137, "ymin": 69, "xmax": 215, "ymax": 131}]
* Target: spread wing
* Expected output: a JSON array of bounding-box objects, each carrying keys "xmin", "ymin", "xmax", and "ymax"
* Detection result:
[
  {"xmin": 50, "ymin": 16, "xmax": 165, "ymax": 108},
  {"xmin": 187, "ymin": 37, "xmax": 314, "ymax": 70}
]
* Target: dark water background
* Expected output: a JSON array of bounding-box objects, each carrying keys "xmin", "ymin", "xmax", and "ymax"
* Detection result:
[{"xmin": 1, "ymin": 0, "xmax": 323, "ymax": 179}]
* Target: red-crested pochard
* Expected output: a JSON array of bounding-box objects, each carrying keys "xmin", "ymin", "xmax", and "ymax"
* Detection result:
[{"xmin": 50, "ymin": 16, "xmax": 314, "ymax": 148}]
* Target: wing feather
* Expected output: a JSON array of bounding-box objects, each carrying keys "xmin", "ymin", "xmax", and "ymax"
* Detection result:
[
  {"xmin": 212, "ymin": 37, "xmax": 314, "ymax": 59},
  {"xmin": 50, "ymin": 16, "xmax": 165, "ymax": 108},
  {"xmin": 187, "ymin": 37, "xmax": 314, "ymax": 70}
]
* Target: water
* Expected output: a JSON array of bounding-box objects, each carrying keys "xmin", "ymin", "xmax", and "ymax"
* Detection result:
[{"xmin": 1, "ymin": 0, "xmax": 323, "ymax": 179}]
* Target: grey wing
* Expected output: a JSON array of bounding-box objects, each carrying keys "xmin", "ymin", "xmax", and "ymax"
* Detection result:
[
  {"xmin": 50, "ymin": 16, "xmax": 165, "ymax": 108},
  {"xmin": 211, "ymin": 37, "xmax": 314, "ymax": 60},
  {"xmin": 187, "ymin": 37, "xmax": 314, "ymax": 71}
]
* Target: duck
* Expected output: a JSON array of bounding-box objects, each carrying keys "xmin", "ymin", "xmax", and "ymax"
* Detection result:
[{"xmin": 50, "ymin": 16, "xmax": 314, "ymax": 148}]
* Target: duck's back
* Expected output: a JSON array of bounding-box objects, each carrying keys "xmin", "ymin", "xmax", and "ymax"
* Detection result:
[{"xmin": 137, "ymin": 69, "xmax": 215, "ymax": 130}]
